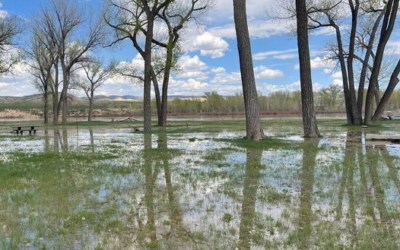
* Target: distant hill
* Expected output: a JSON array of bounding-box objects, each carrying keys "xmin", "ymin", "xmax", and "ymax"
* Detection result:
[{"xmin": 0, "ymin": 94, "xmax": 204, "ymax": 104}]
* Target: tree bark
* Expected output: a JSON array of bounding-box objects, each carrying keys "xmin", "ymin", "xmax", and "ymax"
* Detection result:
[
  {"xmin": 347, "ymin": 0, "xmax": 362, "ymax": 125},
  {"xmin": 296, "ymin": 0, "xmax": 321, "ymax": 138},
  {"xmin": 357, "ymin": 11, "xmax": 385, "ymax": 117},
  {"xmin": 365, "ymin": 0, "xmax": 399, "ymax": 125},
  {"xmin": 88, "ymin": 90, "xmax": 94, "ymax": 122},
  {"xmin": 371, "ymin": 59, "xmax": 400, "ymax": 122},
  {"xmin": 61, "ymin": 61, "xmax": 69, "ymax": 124},
  {"xmin": 233, "ymin": 0, "xmax": 264, "ymax": 141},
  {"xmin": 43, "ymin": 83, "xmax": 49, "ymax": 124},
  {"xmin": 143, "ymin": 20, "xmax": 154, "ymax": 132},
  {"xmin": 151, "ymin": 68, "xmax": 162, "ymax": 126},
  {"xmin": 160, "ymin": 42, "xmax": 174, "ymax": 127}
]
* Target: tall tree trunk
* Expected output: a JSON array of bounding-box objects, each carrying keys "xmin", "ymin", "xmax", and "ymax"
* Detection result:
[
  {"xmin": 296, "ymin": 0, "xmax": 321, "ymax": 138},
  {"xmin": 160, "ymin": 43, "xmax": 174, "ymax": 127},
  {"xmin": 44, "ymin": 84, "xmax": 49, "ymax": 124},
  {"xmin": 347, "ymin": 0, "xmax": 362, "ymax": 124},
  {"xmin": 143, "ymin": 17, "xmax": 155, "ymax": 132},
  {"xmin": 372, "ymin": 60, "xmax": 400, "ymax": 122},
  {"xmin": 151, "ymin": 68, "xmax": 162, "ymax": 126},
  {"xmin": 365, "ymin": 0, "xmax": 399, "ymax": 125},
  {"xmin": 53, "ymin": 65, "xmax": 59, "ymax": 125},
  {"xmin": 61, "ymin": 77, "xmax": 68, "ymax": 124},
  {"xmin": 357, "ymin": 11, "xmax": 385, "ymax": 116},
  {"xmin": 330, "ymin": 20, "xmax": 353, "ymax": 124},
  {"xmin": 88, "ymin": 90, "xmax": 94, "ymax": 122},
  {"xmin": 53, "ymin": 88, "xmax": 59, "ymax": 125},
  {"xmin": 233, "ymin": 0, "xmax": 264, "ymax": 141}
]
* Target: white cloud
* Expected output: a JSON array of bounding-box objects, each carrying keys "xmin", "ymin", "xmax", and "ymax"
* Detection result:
[
  {"xmin": 295, "ymin": 57, "xmax": 335, "ymax": 70},
  {"xmin": 184, "ymin": 32, "xmax": 229, "ymax": 58},
  {"xmin": 253, "ymin": 49, "xmax": 298, "ymax": 61},
  {"xmin": 387, "ymin": 40, "xmax": 400, "ymax": 55},
  {"xmin": 178, "ymin": 55, "xmax": 207, "ymax": 71},
  {"xmin": 254, "ymin": 66, "xmax": 284, "ymax": 79},
  {"xmin": 210, "ymin": 19, "xmax": 290, "ymax": 39}
]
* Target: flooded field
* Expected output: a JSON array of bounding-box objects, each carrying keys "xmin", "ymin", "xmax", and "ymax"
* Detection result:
[{"xmin": 0, "ymin": 119, "xmax": 399, "ymax": 250}]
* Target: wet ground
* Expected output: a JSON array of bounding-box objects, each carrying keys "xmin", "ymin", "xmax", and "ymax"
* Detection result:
[{"xmin": 0, "ymin": 119, "xmax": 399, "ymax": 249}]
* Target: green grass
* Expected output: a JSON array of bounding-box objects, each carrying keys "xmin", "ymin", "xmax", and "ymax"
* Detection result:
[{"xmin": 0, "ymin": 118, "xmax": 399, "ymax": 249}]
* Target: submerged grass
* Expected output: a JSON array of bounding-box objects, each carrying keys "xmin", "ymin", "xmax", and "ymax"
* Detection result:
[{"xmin": 0, "ymin": 118, "xmax": 400, "ymax": 249}]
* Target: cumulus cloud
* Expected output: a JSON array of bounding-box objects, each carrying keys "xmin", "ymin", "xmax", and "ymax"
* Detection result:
[
  {"xmin": 178, "ymin": 55, "xmax": 207, "ymax": 71},
  {"xmin": 184, "ymin": 32, "xmax": 229, "ymax": 58},
  {"xmin": 254, "ymin": 66, "xmax": 284, "ymax": 79}
]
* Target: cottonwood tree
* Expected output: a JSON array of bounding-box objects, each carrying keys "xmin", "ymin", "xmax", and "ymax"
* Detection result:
[
  {"xmin": 0, "ymin": 15, "xmax": 22, "ymax": 75},
  {"xmin": 38, "ymin": 0, "xmax": 105, "ymax": 124},
  {"xmin": 151, "ymin": 0, "xmax": 210, "ymax": 126},
  {"xmin": 106, "ymin": 0, "xmax": 201, "ymax": 129},
  {"xmin": 364, "ymin": 0, "xmax": 400, "ymax": 124},
  {"xmin": 279, "ymin": 0, "xmax": 400, "ymax": 125},
  {"xmin": 105, "ymin": 0, "xmax": 173, "ymax": 131},
  {"xmin": 73, "ymin": 59, "xmax": 115, "ymax": 122},
  {"xmin": 27, "ymin": 27, "xmax": 57, "ymax": 124},
  {"xmin": 233, "ymin": 0, "xmax": 264, "ymax": 140},
  {"xmin": 295, "ymin": 0, "xmax": 321, "ymax": 138}
]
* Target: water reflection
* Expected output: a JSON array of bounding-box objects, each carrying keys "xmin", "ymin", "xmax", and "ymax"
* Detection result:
[
  {"xmin": 1, "ymin": 128, "xmax": 400, "ymax": 249},
  {"xmin": 297, "ymin": 140, "xmax": 319, "ymax": 250},
  {"xmin": 239, "ymin": 149, "xmax": 263, "ymax": 250}
]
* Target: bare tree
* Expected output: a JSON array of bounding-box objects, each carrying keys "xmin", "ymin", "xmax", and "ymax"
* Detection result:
[
  {"xmin": 27, "ymin": 26, "xmax": 57, "ymax": 124},
  {"xmin": 233, "ymin": 0, "xmax": 264, "ymax": 140},
  {"xmin": 37, "ymin": 0, "xmax": 105, "ymax": 124},
  {"xmin": 0, "ymin": 15, "xmax": 22, "ymax": 75},
  {"xmin": 73, "ymin": 59, "xmax": 115, "ymax": 121},
  {"xmin": 152, "ymin": 0, "xmax": 210, "ymax": 126},
  {"xmin": 295, "ymin": 0, "xmax": 321, "ymax": 138},
  {"xmin": 364, "ymin": 0, "xmax": 400, "ymax": 124},
  {"xmin": 278, "ymin": 0, "xmax": 400, "ymax": 125},
  {"xmin": 105, "ymin": 0, "xmax": 175, "ymax": 131}
]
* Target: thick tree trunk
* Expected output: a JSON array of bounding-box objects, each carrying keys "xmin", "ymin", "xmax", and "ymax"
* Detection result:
[
  {"xmin": 371, "ymin": 60, "xmax": 400, "ymax": 122},
  {"xmin": 357, "ymin": 11, "xmax": 384, "ymax": 117},
  {"xmin": 233, "ymin": 0, "xmax": 264, "ymax": 141},
  {"xmin": 160, "ymin": 43, "xmax": 174, "ymax": 127},
  {"xmin": 143, "ymin": 16, "xmax": 155, "ymax": 132},
  {"xmin": 330, "ymin": 21, "xmax": 353, "ymax": 124},
  {"xmin": 296, "ymin": 0, "xmax": 321, "ymax": 138},
  {"xmin": 61, "ymin": 63, "xmax": 69, "ymax": 124},
  {"xmin": 88, "ymin": 90, "xmax": 94, "ymax": 122},
  {"xmin": 347, "ymin": 1, "xmax": 362, "ymax": 124},
  {"xmin": 150, "ymin": 68, "xmax": 162, "ymax": 126},
  {"xmin": 365, "ymin": 0, "xmax": 399, "ymax": 125},
  {"xmin": 52, "ymin": 88, "xmax": 59, "ymax": 125},
  {"xmin": 43, "ymin": 85, "xmax": 49, "ymax": 124}
]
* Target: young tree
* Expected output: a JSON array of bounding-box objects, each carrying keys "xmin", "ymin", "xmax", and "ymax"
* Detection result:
[
  {"xmin": 73, "ymin": 59, "xmax": 115, "ymax": 121},
  {"xmin": 233, "ymin": 0, "xmax": 264, "ymax": 141},
  {"xmin": 295, "ymin": 0, "xmax": 321, "ymax": 138}
]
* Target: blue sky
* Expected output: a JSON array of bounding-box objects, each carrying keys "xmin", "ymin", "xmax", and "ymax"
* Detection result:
[{"xmin": 1, "ymin": 0, "xmax": 399, "ymax": 97}]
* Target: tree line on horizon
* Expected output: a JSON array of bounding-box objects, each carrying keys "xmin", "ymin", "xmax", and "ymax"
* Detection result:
[{"xmin": 1, "ymin": 0, "xmax": 400, "ymax": 140}]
